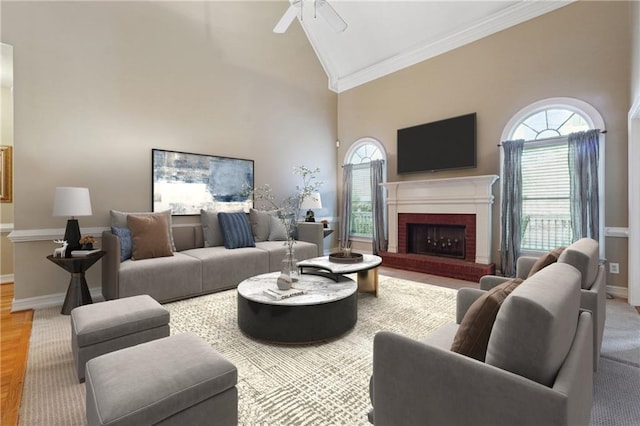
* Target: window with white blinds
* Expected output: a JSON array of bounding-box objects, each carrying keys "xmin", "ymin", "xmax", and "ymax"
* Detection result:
[
  {"xmin": 344, "ymin": 138, "xmax": 386, "ymax": 239},
  {"xmin": 350, "ymin": 165, "xmax": 372, "ymax": 237},
  {"xmin": 520, "ymin": 139, "xmax": 572, "ymax": 250}
]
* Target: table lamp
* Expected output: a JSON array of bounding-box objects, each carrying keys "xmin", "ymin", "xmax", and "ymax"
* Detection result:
[
  {"xmin": 53, "ymin": 187, "xmax": 93, "ymax": 257},
  {"xmin": 300, "ymin": 192, "xmax": 322, "ymax": 222}
]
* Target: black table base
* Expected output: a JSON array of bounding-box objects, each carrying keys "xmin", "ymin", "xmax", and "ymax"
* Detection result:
[{"xmin": 237, "ymin": 292, "xmax": 357, "ymax": 344}]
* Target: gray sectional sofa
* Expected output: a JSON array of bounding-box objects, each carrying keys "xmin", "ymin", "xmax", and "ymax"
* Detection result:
[{"xmin": 101, "ymin": 220, "xmax": 324, "ymax": 303}]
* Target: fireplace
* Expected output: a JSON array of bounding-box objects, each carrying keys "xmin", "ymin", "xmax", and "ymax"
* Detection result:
[
  {"xmin": 381, "ymin": 175, "xmax": 499, "ymax": 281},
  {"xmin": 407, "ymin": 224, "xmax": 465, "ymax": 259}
]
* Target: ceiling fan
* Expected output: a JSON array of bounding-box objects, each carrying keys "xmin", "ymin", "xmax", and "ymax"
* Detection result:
[{"xmin": 274, "ymin": 0, "xmax": 348, "ymax": 34}]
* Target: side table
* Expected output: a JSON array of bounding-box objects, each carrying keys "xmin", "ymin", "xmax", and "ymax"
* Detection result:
[{"xmin": 47, "ymin": 251, "xmax": 105, "ymax": 315}]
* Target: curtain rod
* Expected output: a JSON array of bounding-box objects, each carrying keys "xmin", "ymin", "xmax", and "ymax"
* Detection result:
[{"xmin": 496, "ymin": 130, "xmax": 606, "ymax": 147}]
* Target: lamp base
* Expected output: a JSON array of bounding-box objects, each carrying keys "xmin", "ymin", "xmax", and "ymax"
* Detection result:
[{"xmin": 63, "ymin": 219, "xmax": 81, "ymax": 257}]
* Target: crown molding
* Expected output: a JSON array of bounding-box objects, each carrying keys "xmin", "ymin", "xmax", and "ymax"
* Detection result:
[{"xmin": 330, "ymin": 1, "xmax": 573, "ymax": 93}]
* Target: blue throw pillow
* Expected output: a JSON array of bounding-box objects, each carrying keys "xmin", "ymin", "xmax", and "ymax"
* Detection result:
[
  {"xmin": 111, "ymin": 226, "xmax": 132, "ymax": 261},
  {"xmin": 217, "ymin": 212, "xmax": 256, "ymax": 249}
]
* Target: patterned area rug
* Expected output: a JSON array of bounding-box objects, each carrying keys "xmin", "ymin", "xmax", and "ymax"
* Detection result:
[{"xmin": 19, "ymin": 275, "xmax": 457, "ymax": 425}]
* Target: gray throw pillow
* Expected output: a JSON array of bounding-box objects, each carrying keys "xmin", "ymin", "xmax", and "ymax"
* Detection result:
[
  {"xmin": 268, "ymin": 215, "xmax": 289, "ymax": 241},
  {"xmin": 200, "ymin": 209, "xmax": 224, "ymax": 247},
  {"xmin": 249, "ymin": 208, "xmax": 272, "ymax": 242}
]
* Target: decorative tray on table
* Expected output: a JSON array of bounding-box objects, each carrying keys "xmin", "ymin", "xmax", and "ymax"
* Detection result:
[{"xmin": 329, "ymin": 252, "xmax": 364, "ymax": 263}]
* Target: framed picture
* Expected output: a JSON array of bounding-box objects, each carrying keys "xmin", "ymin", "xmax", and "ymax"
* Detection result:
[
  {"xmin": 0, "ymin": 146, "xmax": 12, "ymax": 203},
  {"xmin": 152, "ymin": 149, "xmax": 254, "ymax": 215}
]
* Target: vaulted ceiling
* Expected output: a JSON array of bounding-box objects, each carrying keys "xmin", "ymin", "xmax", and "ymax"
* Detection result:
[{"xmin": 280, "ymin": 0, "xmax": 573, "ymax": 93}]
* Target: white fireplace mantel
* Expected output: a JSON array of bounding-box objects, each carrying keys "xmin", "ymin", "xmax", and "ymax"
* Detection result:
[{"xmin": 382, "ymin": 175, "xmax": 499, "ymax": 264}]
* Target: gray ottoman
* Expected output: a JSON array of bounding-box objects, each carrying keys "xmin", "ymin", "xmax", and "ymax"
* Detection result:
[
  {"xmin": 86, "ymin": 332, "xmax": 238, "ymax": 426},
  {"xmin": 71, "ymin": 295, "xmax": 170, "ymax": 382}
]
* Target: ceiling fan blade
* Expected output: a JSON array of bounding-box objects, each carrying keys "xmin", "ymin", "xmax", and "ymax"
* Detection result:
[
  {"xmin": 315, "ymin": 0, "xmax": 347, "ymax": 32},
  {"xmin": 273, "ymin": 4, "xmax": 300, "ymax": 34}
]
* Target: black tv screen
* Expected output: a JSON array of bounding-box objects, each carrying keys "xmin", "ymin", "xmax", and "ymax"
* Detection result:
[{"xmin": 397, "ymin": 113, "xmax": 477, "ymax": 174}]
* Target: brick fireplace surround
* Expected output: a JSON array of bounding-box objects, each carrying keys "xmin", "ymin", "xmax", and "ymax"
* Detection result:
[{"xmin": 381, "ymin": 175, "xmax": 499, "ymax": 282}]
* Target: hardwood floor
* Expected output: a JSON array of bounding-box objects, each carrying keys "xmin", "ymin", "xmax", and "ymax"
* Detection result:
[{"xmin": 1, "ymin": 283, "xmax": 33, "ymax": 426}]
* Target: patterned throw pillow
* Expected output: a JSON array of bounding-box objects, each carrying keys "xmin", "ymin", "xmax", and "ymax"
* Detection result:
[
  {"xmin": 111, "ymin": 226, "xmax": 132, "ymax": 262},
  {"xmin": 218, "ymin": 212, "xmax": 256, "ymax": 249},
  {"xmin": 451, "ymin": 278, "xmax": 523, "ymax": 361}
]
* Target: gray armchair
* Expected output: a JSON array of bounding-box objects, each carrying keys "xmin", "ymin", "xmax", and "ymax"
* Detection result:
[
  {"xmin": 369, "ymin": 263, "xmax": 593, "ymax": 425},
  {"xmin": 480, "ymin": 238, "xmax": 605, "ymax": 371}
]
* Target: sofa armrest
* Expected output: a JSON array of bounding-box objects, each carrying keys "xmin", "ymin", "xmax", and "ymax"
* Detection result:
[
  {"xmin": 101, "ymin": 230, "xmax": 120, "ymax": 300},
  {"xmin": 456, "ymin": 288, "xmax": 486, "ymax": 324},
  {"xmin": 371, "ymin": 330, "xmax": 583, "ymax": 426},
  {"xmin": 296, "ymin": 222, "xmax": 324, "ymax": 257}
]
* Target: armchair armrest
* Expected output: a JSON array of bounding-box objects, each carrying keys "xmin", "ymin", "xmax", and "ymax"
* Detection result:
[
  {"xmin": 101, "ymin": 230, "xmax": 120, "ymax": 300},
  {"xmin": 479, "ymin": 275, "xmax": 510, "ymax": 291},
  {"xmin": 296, "ymin": 222, "xmax": 324, "ymax": 257},
  {"xmin": 371, "ymin": 325, "xmax": 591, "ymax": 426},
  {"xmin": 516, "ymin": 256, "xmax": 539, "ymax": 278},
  {"xmin": 456, "ymin": 288, "xmax": 486, "ymax": 324}
]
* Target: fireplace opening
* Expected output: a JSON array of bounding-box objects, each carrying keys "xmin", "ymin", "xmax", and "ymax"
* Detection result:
[{"xmin": 407, "ymin": 223, "xmax": 466, "ymax": 259}]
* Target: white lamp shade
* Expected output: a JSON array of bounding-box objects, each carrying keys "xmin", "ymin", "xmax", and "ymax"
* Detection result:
[
  {"xmin": 300, "ymin": 192, "xmax": 322, "ymax": 209},
  {"xmin": 52, "ymin": 187, "xmax": 93, "ymax": 217}
]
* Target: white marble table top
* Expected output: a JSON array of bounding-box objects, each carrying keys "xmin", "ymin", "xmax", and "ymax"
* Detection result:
[
  {"xmin": 237, "ymin": 272, "xmax": 356, "ymax": 306},
  {"xmin": 297, "ymin": 254, "xmax": 382, "ymax": 274}
]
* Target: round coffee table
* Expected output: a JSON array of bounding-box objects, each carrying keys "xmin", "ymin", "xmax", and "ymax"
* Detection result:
[{"xmin": 237, "ymin": 272, "xmax": 357, "ymax": 343}]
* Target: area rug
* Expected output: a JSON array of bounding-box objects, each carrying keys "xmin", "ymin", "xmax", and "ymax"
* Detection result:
[{"xmin": 19, "ymin": 275, "xmax": 457, "ymax": 425}]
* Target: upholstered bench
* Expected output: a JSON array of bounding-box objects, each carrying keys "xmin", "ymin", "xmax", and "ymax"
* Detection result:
[
  {"xmin": 86, "ymin": 332, "xmax": 238, "ymax": 426},
  {"xmin": 71, "ymin": 294, "xmax": 170, "ymax": 382}
]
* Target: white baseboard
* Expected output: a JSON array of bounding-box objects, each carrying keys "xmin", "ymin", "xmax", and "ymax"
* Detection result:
[
  {"xmin": 1, "ymin": 274, "xmax": 14, "ymax": 284},
  {"xmin": 606, "ymin": 285, "xmax": 629, "ymax": 300},
  {"xmin": 11, "ymin": 287, "xmax": 104, "ymax": 312}
]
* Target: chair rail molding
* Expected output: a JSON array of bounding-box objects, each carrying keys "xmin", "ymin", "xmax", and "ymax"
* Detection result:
[{"xmin": 8, "ymin": 227, "xmax": 108, "ymax": 243}]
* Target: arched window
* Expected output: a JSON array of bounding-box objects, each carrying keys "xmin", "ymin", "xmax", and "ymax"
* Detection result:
[
  {"xmin": 344, "ymin": 138, "xmax": 386, "ymax": 239},
  {"xmin": 502, "ymin": 98, "xmax": 605, "ymax": 252}
]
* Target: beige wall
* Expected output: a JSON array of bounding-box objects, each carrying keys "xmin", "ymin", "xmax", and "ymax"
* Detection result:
[
  {"xmin": 633, "ymin": 1, "xmax": 640, "ymax": 102},
  {"xmin": 2, "ymin": 1, "xmax": 338, "ymax": 301},
  {"xmin": 337, "ymin": 1, "xmax": 631, "ymax": 287}
]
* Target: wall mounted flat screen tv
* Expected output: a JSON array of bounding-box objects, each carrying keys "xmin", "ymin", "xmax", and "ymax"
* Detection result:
[{"xmin": 397, "ymin": 112, "xmax": 477, "ymax": 174}]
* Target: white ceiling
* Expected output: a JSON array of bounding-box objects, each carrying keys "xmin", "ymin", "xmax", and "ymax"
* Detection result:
[{"xmin": 286, "ymin": 0, "xmax": 573, "ymax": 93}]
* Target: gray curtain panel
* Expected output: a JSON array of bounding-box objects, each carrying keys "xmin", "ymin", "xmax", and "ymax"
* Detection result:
[
  {"xmin": 568, "ymin": 129, "xmax": 600, "ymax": 242},
  {"xmin": 500, "ymin": 139, "xmax": 525, "ymax": 277},
  {"xmin": 340, "ymin": 163, "xmax": 353, "ymax": 249},
  {"xmin": 370, "ymin": 160, "xmax": 387, "ymax": 254}
]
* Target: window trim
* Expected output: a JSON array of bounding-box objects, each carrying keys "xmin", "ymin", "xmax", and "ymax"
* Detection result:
[{"xmin": 500, "ymin": 97, "xmax": 605, "ymax": 258}]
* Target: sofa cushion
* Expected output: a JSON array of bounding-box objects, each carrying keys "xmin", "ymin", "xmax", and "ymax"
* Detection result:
[
  {"xmin": 268, "ymin": 215, "xmax": 289, "ymax": 241},
  {"xmin": 218, "ymin": 212, "xmax": 255, "ymax": 249},
  {"xmin": 127, "ymin": 214, "xmax": 174, "ymax": 260},
  {"xmin": 528, "ymin": 246, "xmax": 565, "ymax": 278},
  {"xmin": 200, "ymin": 209, "xmax": 224, "ymax": 247},
  {"xmin": 111, "ymin": 226, "xmax": 132, "ymax": 262},
  {"xmin": 119, "ymin": 253, "xmax": 202, "ymax": 302},
  {"xmin": 558, "ymin": 238, "xmax": 599, "ymax": 289},
  {"xmin": 451, "ymin": 278, "xmax": 522, "ymax": 361},
  {"xmin": 111, "ymin": 209, "xmax": 176, "ymax": 251},
  {"xmin": 485, "ymin": 263, "xmax": 581, "ymax": 387}
]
